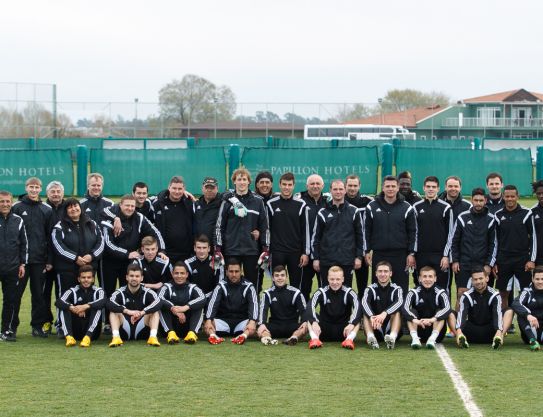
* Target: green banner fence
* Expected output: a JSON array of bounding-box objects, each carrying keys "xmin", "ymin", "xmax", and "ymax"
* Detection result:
[{"xmin": 0, "ymin": 149, "xmax": 74, "ymax": 194}]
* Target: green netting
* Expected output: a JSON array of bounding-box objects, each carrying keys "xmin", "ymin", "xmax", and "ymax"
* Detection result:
[
  {"xmin": 90, "ymin": 148, "xmax": 227, "ymax": 195},
  {"xmin": 241, "ymin": 147, "xmax": 380, "ymax": 194},
  {"xmin": 396, "ymin": 148, "xmax": 533, "ymax": 196},
  {"xmin": 195, "ymin": 137, "xmax": 268, "ymax": 148},
  {"xmin": 0, "ymin": 138, "xmax": 33, "ymax": 149},
  {"xmin": 0, "ymin": 149, "xmax": 74, "ymax": 194}
]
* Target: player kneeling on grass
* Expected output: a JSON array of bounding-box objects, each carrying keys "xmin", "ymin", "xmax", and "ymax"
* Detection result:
[
  {"xmin": 403, "ymin": 266, "xmax": 451, "ymax": 349},
  {"xmin": 159, "ymin": 262, "xmax": 205, "ymax": 345},
  {"xmin": 107, "ymin": 264, "xmax": 162, "ymax": 347},
  {"xmin": 361, "ymin": 261, "xmax": 403, "ymax": 350},
  {"xmin": 455, "ymin": 266, "xmax": 510, "ymax": 349},
  {"xmin": 204, "ymin": 258, "xmax": 258, "ymax": 345},
  {"xmin": 257, "ymin": 265, "xmax": 307, "ymax": 346},
  {"xmin": 307, "ymin": 266, "xmax": 361, "ymax": 350},
  {"xmin": 511, "ymin": 266, "xmax": 543, "ymax": 351},
  {"xmin": 56, "ymin": 265, "xmax": 105, "ymax": 348}
]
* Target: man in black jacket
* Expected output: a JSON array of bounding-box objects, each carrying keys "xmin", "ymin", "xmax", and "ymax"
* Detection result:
[
  {"xmin": 403, "ymin": 266, "xmax": 451, "ymax": 349},
  {"xmin": 493, "ymin": 185, "xmax": 536, "ymax": 309},
  {"xmin": 307, "ymin": 266, "xmax": 361, "ymax": 350},
  {"xmin": 56, "ymin": 265, "xmax": 105, "ymax": 347},
  {"xmin": 361, "ymin": 261, "xmax": 403, "ymax": 350},
  {"xmin": 298, "ymin": 174, "xmax": 327, "ymax": 300},
  {"xmin": 194, "ymin": 177, "xmax": 222, "ymax": 245},
  {"xmin": 312, "ymin": 179, "xmax": 363, "ymax": 288},
  {"xmin": 398, "ymin": 171, "xmax": 422, "ymax": 205},
  {"xmin": 455, "ymin": 266, "xmax": 508, "ymax": 349},
  {"xmin": 159, "ymin": 262, "xmax": 206, "ymax": 345},
  {"xmin": 267, "ymin": 172, "xmax": 309, "ymax": 289},
  {"xmin": 204, "ymin": 258, "xmax": 258, "ymax": 345},
  {"xmin": 0, "ymin": 190, "xmax": 27, "ymax": 342},
  {"xmin": 412, "ymin": 176, "xmax": 453, "ymax": 290},
  {"xmin": 450, "ymin": 188, "xmax": 497, "ymax": 310},
  {"xmin": 258, "ymin": 265, "xmax": 307, "ymax": 346},
  {"xmin": 511, "ymin": 266, "xmax": 543, "ymax": 350},
  {"xmin": 153, "ymin": 176, "xmax": 195, "ymax": 265},
  {"xmin": 12, "ymin": 177, "xmax": 53, "ymax": 338},
  {"xmin": 345, "ymin": 174, "xmax": 373, "ymax": 296},
  {"xmin": 80, "ymin": 173, "xmax": 113, "ymax": 224},
  {"xmin": 185, "ymin": 235, "xmax": 223, "ymax": 303},
  {"xmin": 364, "ymin": 175, "xmax": 417, "ymax": 293},
  {"xmin": 485, "ymin": 172, "xmax": 504, "ymax": 215},
  {"xmin": 107, "ymin": 264, "xmax": 161, "ymax": 347},
  {"xmin": 531, "ymin": 179, "xmax": 543, "ymax": 265},
  {"xmin": 214, "ymin": 168, "xmax": 269, "ymax": 294}
]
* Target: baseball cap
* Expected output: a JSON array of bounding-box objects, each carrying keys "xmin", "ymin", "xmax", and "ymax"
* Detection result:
[{"xmin": 202, "ymin": 177, "xmax": 218, "ymax": 187}]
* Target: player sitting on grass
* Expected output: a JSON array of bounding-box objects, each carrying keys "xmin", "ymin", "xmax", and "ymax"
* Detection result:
[
  {"xmin": 403, "ymin": 266, "xmax": 451, "ymax": 349},
  {"xmin": 257, "ymin": 265, "xmax": 307, "ymax": 346},
  {"xmin": 455, "ymin": 266, "xmax": 510, "ymax": 349},
  {"xmin": 56, "ymin": 265, "xmax": 105, "ymax": 347},
  {"xmin": 107, "ymin": 264, "xmax": 162, "ymax": 347},
  {"xmin": 204, "ymin": 258, "xmax": 258, "ymax": 345},
  {"xmin": 511, "ymin": 266, "xmax": 543, "ymax": 351},
  {"xmin": 159, "ymin": 262, "xmax": 206, "ymax": 345},
  {"xmin": 307, "ymin": 266, "xmax": 361, "ymax": 350},
  {"xmin": 361, "ymin": 261, "xmax": 403, "ymax": 350},
  {"xmin": 133, "ymin": 236, "xmax": 171, "ymax": 292}
]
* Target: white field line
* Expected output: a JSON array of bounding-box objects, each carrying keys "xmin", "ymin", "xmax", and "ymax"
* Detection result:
[{"xmin": 435, "ymin": 344, "xmax": 484, "ymax": 417}]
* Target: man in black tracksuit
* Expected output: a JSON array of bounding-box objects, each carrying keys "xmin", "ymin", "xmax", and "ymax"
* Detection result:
[
  {"xmin": 194, "ymin": 177, "xmax": 223, "ymax": 245},
  {"xmin": 298, "ymin": 174, "xmax": 327, "ymax": 300},
  {"xmin": 215, "ymin": 168, "xmax": 269, "ymax": 294},
  {"xmin": 159, "ymin": 262, "xmax": 206, "ymax": 344},
  {"xmin": 307, "ymin": 266, "xmax": 361, "ymax": 349},
  {"xmin": 133, "ymin": 236, "xmax": 171, "ymax": 292},
  {"xmin": 511, "ymin": 266, "xmax": 543, "ymax": 350},
  {"xmin": 485, "ymin": 172, "xmax": 504, "ymax": 215},
  {"xmin": 0, "ymin": 191, "xmax": 28, "ymax": 341},
  {"xmin": 258, "ymin": 265, "xmax": 307, "ymax": 345},
  {"xmin": 12, "ymin": 177, "xmax": 53, "ymax": 338},
  {"xmin": 185, "ymin": 235, "xmax": 223, "ymax": 303},
  {"xmin": 412, "ymin": 176, "xmax": 453, "ymax": 290},
  {"xmin": 56, "ymin": 265, "xmax": 105, "ymax": 347},
  {"xmin": 398, "ymin": 171, "xmax": 422, "ymax": 205},
  {"xmin": 153, "ymin": 176, "xmax": 195, "ymax": 265},
  {"xmin": 107, "ymin": 264, "xmax": 162, "ymax": 346},
  {"xmin": 455, "ymin": 266, "xmax": 507, "ymax": 348},
  {"xmin": 364, "ymin": 176, "xmax": 417, "ymax": 294},
  {"xmin": 44, "ymin": 180, "xmax": 66, "ymax": 329},
  {"xmin": 345, "ymin": 175, "xmax": 373, "ymax": 296},
  {"xmin": 361, "ymin": 261, "xmax": 403, "ymax": 349},
  {"xmin": 102, "ymin": 195, "xmax": 164, "ymax": 330},
  {"xmin": 51, "ymin": 198, "xmax": 104, "ymax": 295},
  {"xmin": 493, "ymin": 185, "xmax": 536, "ymax": 309},
  {"xmin": 531, "ymin": 180, "xmax": 543, "ymax": 265},
  {"xmin": 79, "ymin": 173, "xmax": 114, "ymax": 224},
  {"xmin": 438, "ymin": 176, "xmax": 472, "ymax": 223},
  {"xmin": 204, "ymin": 259, "xmax": 258, "ymax": 344},
  {"xmin": 403, "ymin": 266, "xmax": 451, "ymax": 348},
  {"xmin": 450, "ymin": 188, "xmax": 497, "ymax": 310},
  {"xmin": 267, "ymin": 173, "xmax": 309, "ymax": 289},
  {"xmin": 312, "ymin": 179, "xmax": 363, "ymax": 288}
]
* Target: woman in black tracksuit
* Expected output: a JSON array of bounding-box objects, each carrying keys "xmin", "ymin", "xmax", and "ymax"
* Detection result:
[{"xmin": 51, "ymin": 198, "xmax": 104, "ymax": 295}]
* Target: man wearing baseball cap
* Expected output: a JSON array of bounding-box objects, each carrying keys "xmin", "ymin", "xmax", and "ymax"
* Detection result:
[{"xmin": 195, "ymin": 177, "xmax": 222, "ymax": 245}]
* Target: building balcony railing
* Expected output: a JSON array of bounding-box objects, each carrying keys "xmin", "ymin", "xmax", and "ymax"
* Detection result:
[{"xmin": 442, "ymin": 117, "xmax": 543, "ymax": 128}]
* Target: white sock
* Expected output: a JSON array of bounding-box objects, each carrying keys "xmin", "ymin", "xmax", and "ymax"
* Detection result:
[
  {"xmin": 428, "ymin": 330, "xmax": 439, "ymax": 343},
  {"xmin": 150, "ymin": 329, "xmax": 157, "ymax": 337},
  {"xmin": 410, "ymin": 331, "xmax": 419, "ymax": 341},
  {"xmin": 112, "ymin": 330, "xmax": 120, "ymax": 337},
  {"xmin": 366, "ymin": 332, "xmax": 375, "ymax": 340},
  {"xmin": 211, "ymin": 333, "xmax": 218, "ymax": 338},
  {"xmin": 347, "ymin": 331, "xmax": 357, "ymax": 341},
  {"xmin": 389, "ymin": 332, "xmax": 398, "ymax": 340},
  {"xmin": 241, "ymin": 333, "xmax": 248, "ymax": 339},
  {"xmin": 308, "ymin": 326, "xmax": 318, "ymax": 340}
]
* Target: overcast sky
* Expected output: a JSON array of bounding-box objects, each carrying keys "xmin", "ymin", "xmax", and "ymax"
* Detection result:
[{"xmin": 1, "ymin": 0, "xmax": 542, "ymax": 106}]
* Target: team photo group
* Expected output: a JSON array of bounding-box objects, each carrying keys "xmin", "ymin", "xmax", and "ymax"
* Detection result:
[{"xmin": 1, "ymin": 167, "xmax": 542, "ymax": 352}]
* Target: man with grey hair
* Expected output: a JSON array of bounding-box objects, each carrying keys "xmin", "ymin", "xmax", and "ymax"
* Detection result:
[
  {"xmin": 298, "ymin": 174, "xmax": 327, "ymax": 299},
  {"xmin": 44, "ymin": 180, "xmax": 66, "ymax": 335}
]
